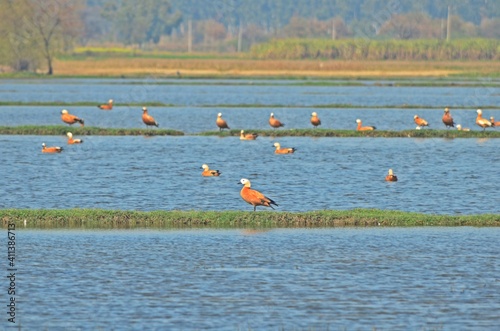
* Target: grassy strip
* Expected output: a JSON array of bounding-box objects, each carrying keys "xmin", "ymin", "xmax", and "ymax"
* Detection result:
[
  {"xmin": 198, "ymin": 129, "xmax": 500, "ymax": 138},
  {"xmin": 0, "ymin": 126, "xmax": 184, "ymax": 136},
  {"xmin": 1, "ymin": 209, "xmax": 498, "ymax": 229},
  {"xmin": 0, "ymin": 101, "xmax": 173, "ymax": 107}
]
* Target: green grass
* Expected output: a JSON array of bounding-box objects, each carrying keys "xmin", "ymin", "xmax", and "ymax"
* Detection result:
[
  {"xmin": 198, "ymin": 128, "xmax": 500, "ymax": 138},
  {"xmin": 1, "ymin": 209, "xmax": 498, "ymax": 229},
  {"xmin": 0, "ymin": 126, "xmax": 184, "ymax": 136}
]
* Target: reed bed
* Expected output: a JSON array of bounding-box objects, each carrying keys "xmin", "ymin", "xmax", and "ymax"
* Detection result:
[
  {"xmin": 0, "ymin": 126, "xmax": 184, "ymax": 136},
  {"xmin": 1, "ymin": 209, "xmax": 498, "ymax": 229},
  {"xmin": 198, "ymin": 129, "xmax": 500, "ymax": 138}
]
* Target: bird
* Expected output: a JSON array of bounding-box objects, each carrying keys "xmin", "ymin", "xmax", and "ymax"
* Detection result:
[
  {"xmin": 475, "ymin": 109, "xmax": 492, "ymax": 131},
  {"xmin": 98, "ymin": 99, "xmax": 113, "ymax": 110},
  {"xmin": 273, "ymin": 142, "xmax": 296, "ymax": 154},
  {"xmin": 239, "ymin": 178, "xmax": 278, "ymax": 211},
  {"xmin": 356, "ymin": 119, "xmax": 376, "ymax": 131},
  {"xmin": 385, "ymin": 169, "xmax": 398, "ymax": 182},
  {"xmin": 269, "ymin": 113, "xmax": 285, "ymax": 129},
  {"xmin": 489, "ymin": 116, "xmax": 500, "ymax": 127},
  {"xmin": 201, "ymin": 164, "xmax": 221, "ymax": 177},
  {"xmin": 216, "ymin": 113, "xmax": 230, "ymax": 131},
  {"xmin": 66, "ymin": 132, "xmax": 83, "ymax": 144},
  {"xmin": 61, "ymin": 109, "xmax": 84, "ymax": 127},
  {"xmin": 240, "ymin": 130, "xmax": 258, "ymax": 140},
  {"xmin": 414, "ymin": 115, "xmax": 429, "ymax": 128},
  {"xmin": 442, "ymin": 108, "xmax": 455, "ymax": 128},
  {"xmin": 42, "ymin": 143, "xmax": 63, "ymax": 153},
  {"xmin": 142, "ymin": 107, "xmax": 159, "ymax": 127},
  {"xmin": 310, "ymin": 112, "xmax": 321, "ymax": 128},
  {"xmin": 456, "ymin": 124, "xmax": 470, "ymax": 131}
]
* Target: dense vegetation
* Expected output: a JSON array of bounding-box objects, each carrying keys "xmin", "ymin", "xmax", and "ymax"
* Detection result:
[{"xmin": 2, "ymin": 209, "xmax": 499, "ymax": 229}]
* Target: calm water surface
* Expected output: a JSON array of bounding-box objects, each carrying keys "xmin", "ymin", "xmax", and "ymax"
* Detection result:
[
  {"xmin": 13, "ymin": 227, "xmax": 500, "ymax": 330},
  {"xmin": 1, "ymin": 135, "xmax": 498, "ymax": 214}
]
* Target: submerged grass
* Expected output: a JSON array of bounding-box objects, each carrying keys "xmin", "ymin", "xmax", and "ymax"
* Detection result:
[
  {"xmin": 0, "ymin": 126, "xmax": 184, "ymax": 136},
  {"xmin": 1, "ymin": 209, "xmax": 498, "ymax": 229},
  {"xmin": 198, "ymin": 129, "xmax": 500, "ymax": 138}
]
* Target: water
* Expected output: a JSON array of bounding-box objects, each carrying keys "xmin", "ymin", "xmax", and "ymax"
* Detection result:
[
  {"xmin": 0, "ymin": 135, "xmax": 498, "ymax": 214},
  {"xmin": 11, "ymin": 227, "xmax": 500, "ymax": 330}
]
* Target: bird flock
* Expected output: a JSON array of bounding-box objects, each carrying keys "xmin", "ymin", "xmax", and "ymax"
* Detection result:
[{"xmin": 41, "ymin": 102, "xmax": 498, "ymax": 211}]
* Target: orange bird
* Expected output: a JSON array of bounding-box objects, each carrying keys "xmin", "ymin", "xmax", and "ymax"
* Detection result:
[
  {"xmin": 385, "ymin": 169, "xmax": 398, "ymax": 182},
  {"xmin": 269, "ymin": 113, "xmax": 285, "ymax": 129},
  {"xmin": 240, "ymin": 130, "xmax": 258, "ymax": 140},
  {"xmin": 216, "ymin": 113, "xmax": 230, "ymax": 131},
  {"xmin": 310, "ymin": 112, "xmax": 321, "ymax": 128},
  {"xmin": 442, "ymin": 108, "xmax": 455, "ymax": 128},
  {"xmin": 476, "ymin": 109, "xmax": 492, "ymax": 130},
  {"xmin": 356, "ymin": 119, "xmax": 376, "ymax": 131},
  {"xmin": 239, "ymin": 178, "xmax": 278, "ymax": 212},
  {"xmin": 98, "ymin": 99, "xmax": 113, "ymax": 110},
  {"xmin": 489, "ymin": 116, "xmax": 500, "ymax": 127},
  {"xmin": 66, "ymin": 132, "xmax": 83, "ymax": 144},
  {"xmin": 142, "ymin": 107, "xmax": 159, "ymax": 127},
  {"xmin": 41, "ymin": 143, "xmax": 63, "ymax": 153},
  {"xmin": 61, "ymin": 109, "xmax": 84, "ymax": 127},
  {"xmin": 456, "ymin": 124, "xmax": 470, "ymax": 131},
  {"xmin": 414, "ymin": 115, "xmax": 429, "ymax": 128},
  {"xmin": 201, "ymin": 164, "xmax": 221, "ymax": 177},
  {"xmin": 273, "ymin": 142, "xmax": 296, "ymax": 154}
]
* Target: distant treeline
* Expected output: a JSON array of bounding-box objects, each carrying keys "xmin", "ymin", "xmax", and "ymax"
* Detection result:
[{"xmin": 251, "ymin": 39, "xmax": 500, "ymax": 61}]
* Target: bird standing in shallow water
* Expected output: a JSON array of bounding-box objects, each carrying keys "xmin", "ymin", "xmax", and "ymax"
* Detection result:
[
  {"xmin": 356, "ymin": 119, "xmax": 376, "ymax": 131},
  {"xmin": 61, "ymin": 109, "xmax": 84, "ymax": 127},
  {"xmin": 475, "ymin": 109, "xmax": 492, "ymax": 131},
  {"xmin": 42, "ymin": 143, "xmax": 63, "ymax": 153},
  {"xmin": 269, "ymin": 113, "xmax": 285, "ymax": 129},
  {"xmin": 98, "ymin": 99, "xmax": 113, "ymax": 110},
  {"xmin": 142, "ymin": 107, "xmax": 159, "ymax": 127},
  {"xmin": 239, "ymin": 178, "xmax": 278, "ymax": 211},
  {"xmin": 310, "ymin": 112, "xmax": 321, "ymax": 128},
  {"xmin": 385, "ymin": 169, "xmax": 398, "ymax": 182},
  {"xmin": 414, "ymin": 115, "xmax": 429, "ymax": 129},
  {"xmin": 442, "ymin": 108, "xmax": 455, "ymax": 128},
  {"xmin": 201, "ymin": 164, "xmax": 221, "ymax": 177},
  {"xmin": 216, "ymin": 113, "xmax": 230, "ymax": 131},
  {"xmin": 66, "ymin": 132, "xmax": 83, "ymax": 144}
]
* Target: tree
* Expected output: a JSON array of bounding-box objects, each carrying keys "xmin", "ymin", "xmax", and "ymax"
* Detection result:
[
  {"xmin": 104, "ymin": 0, "xmax": 181, "ymax": 45},
  {"xmin": 0, "ymin": 0, "xmax": 83, "ymax": 74}
]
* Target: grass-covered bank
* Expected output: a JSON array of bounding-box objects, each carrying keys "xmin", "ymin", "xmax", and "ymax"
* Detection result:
[
  {"xmin": 1, "ymin": 209, "xmax": 499, "ymax": 229},
  {"xmin": 1, "ymin": 126, "xmax": 500, "ymax": 138},
  {"xmin": 200, "ymin": 129, "xmax": 500, "ymax": 138},
  {"xmin": 0, "ymin": 126, "xmax": 184, "ymax": 136}
]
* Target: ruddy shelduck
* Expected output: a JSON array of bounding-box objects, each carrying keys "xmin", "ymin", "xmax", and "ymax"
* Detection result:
[
  {"xmin": 239, "ymin": 178, "xmax": 278, "ymax": 212},
  {"xmin": 42, "ymin": 143, "xmax": 63, "ymax": 153},
  {"xmin": 216, "ymin": 113, "xmax": 230, "ymax": 131},
  {"xmin": 489, "ymin": 116, "xmax": 500, "ymax": 127},
  {"xmin": 98, "ymin": 99, "xmax": 113, "ymax": 110},
  {"xmin": 310, "ymin": 112, "xmax": 321, "ymax": 128},
  {"xmin": 273, "ymin": 142, "xmax": 296, "ymax": 154},
  {"xmin": 201, "ymin": 164, "xmax": 221, "ymax": 177},
  {"xmin": 456, "ymin": 124, "xmax": 470, "ymax": 131},
  {"xmin": 442, "ymin": 108, "xmax": 455, "ymax": 128},
  {"xmin": 385, "ymin": 169, "xmax": 398, "ymax": 182},
  {"xmin": 240, "ymin": 130, "xmax": 258, "ymax": 140},
  {"xmin": 356, "ymin": 119, "xmax": 376, "ymax": 131},
  {"xmin": 61, "ymin": 109, "xmax": 84, "ymax": 127},
  {"xmin": 476, "ymin": 109, "xmax": 492, "ymax": 130},
  {"xmin": 414, "ymin": 115, "xmax": 429, "ymax": 128},
  {"xmin": 142, "ymin": 107, "xmax": 159, "ymax": 127},
  {"xmin": 269, "ymin": 113, "xmax": 285, "ymax": 129},
  {"xmin": 66, "ymin": 132, "xmax": 83, "ymax": 144}
]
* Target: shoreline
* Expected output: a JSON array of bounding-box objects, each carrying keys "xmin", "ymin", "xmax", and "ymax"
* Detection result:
[{"xmin": 1, "ymin": 209, "xmax": 499, "ymax": 229}]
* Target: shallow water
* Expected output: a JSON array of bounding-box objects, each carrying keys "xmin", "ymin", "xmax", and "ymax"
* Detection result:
[
  {"xmin": 0, "ymin": 135, "xmax": 498, "ymax": 214},
  {"xmin": 12, "ymin": 227, "xmax": 500, "ymax": 330}
]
